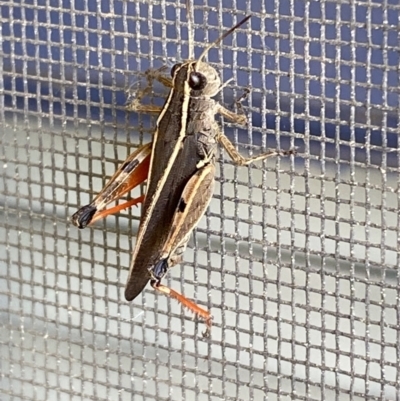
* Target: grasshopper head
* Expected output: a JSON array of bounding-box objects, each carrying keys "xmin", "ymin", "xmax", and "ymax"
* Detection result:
[
  {"xmin": 173, "ymin": 13, "xmax": 251, "ymax": 98},
  {"xmin": 170, "ymin": 14, "xmax": 251, "ymax": 98},
  {"xmin": 170, "ymin": 60, "xmax": 221, "ymax": 97}
]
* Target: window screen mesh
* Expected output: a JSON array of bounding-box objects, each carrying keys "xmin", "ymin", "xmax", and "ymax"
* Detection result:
[{"xmin": 1, "ymin": 0, "xmax": 399, "ymax": 400}]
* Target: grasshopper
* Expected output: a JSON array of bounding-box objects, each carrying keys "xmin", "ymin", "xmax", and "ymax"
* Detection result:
[{"xmin": 71, "ymin": 4, "xmax": 293, "ymax": 335}]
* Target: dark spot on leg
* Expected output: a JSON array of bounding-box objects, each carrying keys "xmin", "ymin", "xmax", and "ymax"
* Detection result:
[
  {"xmin": 71, "ymin": 204, "xmax": 97, "ymax": 228},
  {"xmin": 178, "ymin": 198, "xmax": 186, "ymax": 212},
  {"xmin": 151, "ymin": 258, "xmax": 169, "ymax": 281},
  {"xmin": 121, "ymin": 159, "xmax": 139, "ymax": 174},
  {"xmin": 150, "ymin": 279, "xmax": 159, "ymax": 289}
]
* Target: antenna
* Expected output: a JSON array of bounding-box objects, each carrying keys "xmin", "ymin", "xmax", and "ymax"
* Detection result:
[
  {"xmin": 196, "ymin": 14, "xmax": 251, "ymax": 65},
  {"xmin": 186, "ymin": 0, "xmax": 194, "ymax": 59}
]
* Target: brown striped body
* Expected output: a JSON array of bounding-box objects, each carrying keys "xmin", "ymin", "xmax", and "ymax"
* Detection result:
[{"xmin": 125, "ymin": 62, "xmax": 221, "ymax": 300}]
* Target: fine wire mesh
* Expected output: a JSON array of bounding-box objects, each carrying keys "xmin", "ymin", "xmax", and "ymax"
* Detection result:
[{"xmin": 0, "ymin": 0, "xmax": 399, "ymax": 400}]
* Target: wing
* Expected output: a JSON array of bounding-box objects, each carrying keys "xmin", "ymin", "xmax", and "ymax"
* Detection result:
[
  {"xmin": 124, "ymin": 88, "xmax": 200, "ymax": 301},
  {"xmin": 124, "ymin": 137, "xmax": 202, "ymax": 300}
]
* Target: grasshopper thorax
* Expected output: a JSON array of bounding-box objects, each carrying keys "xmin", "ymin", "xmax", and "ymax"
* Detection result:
[{"xmin": 170, "ymin": 60, "xmax": 221, "ymax": 98}]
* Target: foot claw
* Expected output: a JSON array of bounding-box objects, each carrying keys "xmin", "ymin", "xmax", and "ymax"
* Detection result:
[
  {"xmin": 202, "ymin": 317, "xmax": 212, "ymax": 338},
  {"xmin": 282, "ymin": 147, "xmax": 298, "ymax": 157}
]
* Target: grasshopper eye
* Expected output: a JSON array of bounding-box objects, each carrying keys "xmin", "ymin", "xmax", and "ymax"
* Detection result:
[
  {"xmin": 170, "ymin": 63, "xmax": 182, "ymax": 77},
  {"xmin": 189, "ymin": 72, "xmax": 207, "ymax": 90}
]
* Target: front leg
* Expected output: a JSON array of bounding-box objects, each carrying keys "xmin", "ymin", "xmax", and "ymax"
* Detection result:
[
  {"xmin": 126, "ymin": 66, "xmax": 173, "ymax": 114},
  {"xmin": 218, "ymin": 105, "xmax": 247, "ymax": 126},
  {"xmin": 216, "ymin": 88, "xmax": 250, "ymax": 126}
]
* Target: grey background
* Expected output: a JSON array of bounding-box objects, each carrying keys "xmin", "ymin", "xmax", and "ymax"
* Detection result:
[{"xmin": 1, "ymin": 0, "xmax": 399, "ymax": 400}]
